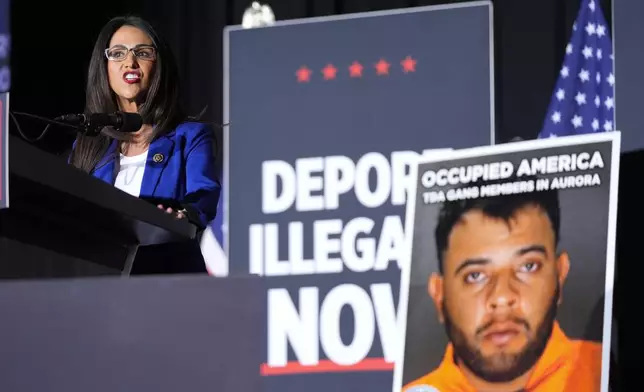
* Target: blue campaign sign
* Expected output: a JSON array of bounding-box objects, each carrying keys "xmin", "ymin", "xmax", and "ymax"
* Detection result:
[
  {"xmin": 224, "ymin": 2, "xmax": 494, "ymax": 391},
  {"xmin": 0, "ymin": 0, "xmax": 9, "ymax": 93},
  {"xmin": 0, "ymin": 93, "xmax": 7, "ymax": 209},
  {"xmin": 0, "ymin": 0, "xmax": 9, "ymax": 209}
]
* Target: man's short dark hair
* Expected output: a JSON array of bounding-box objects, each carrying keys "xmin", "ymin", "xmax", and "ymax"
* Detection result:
[{"xmin": 434, "ymin": 177, "xmax": 561, "ymax": 274}]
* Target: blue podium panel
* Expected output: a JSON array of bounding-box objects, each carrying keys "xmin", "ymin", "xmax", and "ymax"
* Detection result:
[
  {"xmin": 224, "ymin": 2, "xmax": 494, "ymax": 391},
  {"xmin": 0, "ymin": 276, "xmax": 265, "ymax": 392},
  {"xmin": 613, "ymin": 0, "xmax": 644, "ymax": 151}
]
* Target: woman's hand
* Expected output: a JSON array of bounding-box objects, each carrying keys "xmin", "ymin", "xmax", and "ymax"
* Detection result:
[{"xmin": 157, "ymin": 204, "xmax": 186, "ymax": 219}]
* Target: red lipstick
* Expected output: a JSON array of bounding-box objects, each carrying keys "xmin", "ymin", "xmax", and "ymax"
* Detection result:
[{"xmin": 123, "ymin": 70, "xmax": 141, "ymax": 84}]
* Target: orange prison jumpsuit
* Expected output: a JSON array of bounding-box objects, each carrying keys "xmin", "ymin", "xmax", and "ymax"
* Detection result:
[{"xmin": 403, "ymin": 322, "xmax": 602, "ymax": 392}]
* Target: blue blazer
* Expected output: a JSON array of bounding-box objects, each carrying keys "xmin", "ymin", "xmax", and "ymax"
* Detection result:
[{"xmin": 87, "ymin": 121, "xmax": 221, "ymax": 229}]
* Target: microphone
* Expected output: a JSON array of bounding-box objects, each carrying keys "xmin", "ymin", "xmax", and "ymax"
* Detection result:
[
  {"xmin": 55, "ymin": 112, "xmax": 143, "ymax": 136},
  {"xmin": 11, "ymin": 108, "xmax": 226, "ymax": 145}
]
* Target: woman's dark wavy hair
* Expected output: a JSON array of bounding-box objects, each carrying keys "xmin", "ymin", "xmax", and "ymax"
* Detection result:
[{"xmin": 70, "ymin": 16, "xmax": 185, "ymax": 173}]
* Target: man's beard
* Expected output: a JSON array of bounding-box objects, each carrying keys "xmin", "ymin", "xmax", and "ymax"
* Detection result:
[{"xmin": 443, "ymin": 286, "xmax": 559, "ymax": 383}]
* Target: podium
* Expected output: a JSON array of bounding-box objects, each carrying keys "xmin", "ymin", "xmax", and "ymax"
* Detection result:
[
  {"xmin": 0, "ymin": 275, "xmax": 265, "ymax": 392},
  {"xmin": 0, "ymin": 135, "xmax": 200, "ymax": 278}
]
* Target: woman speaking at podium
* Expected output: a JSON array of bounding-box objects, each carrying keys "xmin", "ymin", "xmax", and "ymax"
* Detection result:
[{"xmin": 68, "ymin": 16, "xmax": 221, "ymax": 274}]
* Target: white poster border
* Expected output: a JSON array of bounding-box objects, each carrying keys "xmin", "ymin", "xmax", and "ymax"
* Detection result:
[{"xmin": 394, "ymin": 131, "xmax": 621, "ymax": 392}]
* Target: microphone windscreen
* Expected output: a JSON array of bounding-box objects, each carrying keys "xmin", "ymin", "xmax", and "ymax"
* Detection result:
[{"xmin": 118, "ymin": 112, "xmax": 143, "ymax": 133}]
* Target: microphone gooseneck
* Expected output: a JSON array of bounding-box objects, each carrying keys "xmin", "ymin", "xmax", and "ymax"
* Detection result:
[
  {"xmin": 11, "ymin": 110, "xmax": 227, "ymax": 145},
  {"xmin": 54, "ymin": 112, "xmax": 143, "ymax": 136},
  {"xmin": 10, "ymin": 111, "xmax": 144, "ymax": 144},
  {"xmin": 10, "ymin": 111, "xmax": 82, "ymax": 144}
]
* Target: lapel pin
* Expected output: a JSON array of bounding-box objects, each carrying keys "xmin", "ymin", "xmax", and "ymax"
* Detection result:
[{"xmin": 153, "ymin": 153, "xmax": 164, "ymax": 163}]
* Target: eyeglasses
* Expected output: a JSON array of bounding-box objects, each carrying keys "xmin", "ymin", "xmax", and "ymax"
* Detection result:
[{"xmin": 105, "ymin": 45, "xmax": 157, "ymax": 62}]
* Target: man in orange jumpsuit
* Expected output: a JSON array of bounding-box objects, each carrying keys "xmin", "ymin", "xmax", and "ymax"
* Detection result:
[{"xmin": 404, "ymin": 188, "xmax": 603, "ymax": 392}]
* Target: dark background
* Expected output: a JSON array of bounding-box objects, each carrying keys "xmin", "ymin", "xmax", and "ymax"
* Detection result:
[
  {"xmin": 9, "ymin": 0, "xmax": 611, "ymax": 155},
  {"xmin": 613, "ymin": 0, "xmax": 644, "ymax": 150}
]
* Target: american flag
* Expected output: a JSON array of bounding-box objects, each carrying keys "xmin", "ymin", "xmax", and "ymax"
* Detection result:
[{"xmin": 539, "ymin": 0, "xmax": 614, "ymax": 138}]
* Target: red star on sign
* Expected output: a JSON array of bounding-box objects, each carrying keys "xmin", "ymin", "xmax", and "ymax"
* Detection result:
[
  {"xmin": 401, "ymin": 56, "xmax": 417, "ymax": 73},
  {"xmin": 375, "ymin": 59, "xmax": 390, "ymax": 76},
  {"xmin": 322, "ymin": 64, "xmax": 337, "ymax": 80},
  {"xmin": 296, "ymin": 66, "xmax": 312, "ymax": 83},
  {"xmin": 349, "ymin": 61, "xmax": 363, "ymax": 78}
]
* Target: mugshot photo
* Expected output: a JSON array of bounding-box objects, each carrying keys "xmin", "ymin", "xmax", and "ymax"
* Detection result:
[{"xmin": 395, "ymin": 134, "xmax": 619, "ymax": 392}]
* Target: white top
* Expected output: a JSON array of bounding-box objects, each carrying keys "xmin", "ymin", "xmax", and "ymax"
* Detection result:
[{"xmin": 114, "ymin": 150, "xmax": 148, "ymax": 197}]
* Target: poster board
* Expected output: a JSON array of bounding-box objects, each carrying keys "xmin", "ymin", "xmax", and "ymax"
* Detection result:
[{"xmin": 396, "ymin": 132, "xmax": 620, "ymax": 392}]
